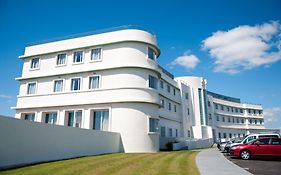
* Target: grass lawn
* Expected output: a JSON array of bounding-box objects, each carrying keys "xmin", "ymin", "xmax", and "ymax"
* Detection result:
[{"xmin": 0, "ymin": 151, "xmax": 199, "ymax": 175}]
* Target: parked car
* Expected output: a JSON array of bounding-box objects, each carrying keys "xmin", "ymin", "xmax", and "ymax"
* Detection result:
[
  {"xmin": 217, "ymin": 139, "xmax": 228, "ymax": 151},
  {"xmin": 227, "ymin": 133, "xmax": 280, "ymax": 152},
  {"xmin": 230, "ymin": 137, "xmax": 281, "ymax": 160},
  {"xmin": 224, "ymin": 137, "xmax": 244, "ymax": 153}
]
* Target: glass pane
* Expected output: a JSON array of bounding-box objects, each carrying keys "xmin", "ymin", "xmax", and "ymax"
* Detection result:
[
  {"xmin": 89, "ymin": 76, "xmax": 99, "ymax": 89},
  {"xmin": 94, "ymin": 111, "xmax": 102, "ymax": 130},
  {"xmin": 71, "ymin": 79, "xmax": 80, "ymax": 91},
  {"xmin": 91, "ymin": 48, "xmax": 101, "ymax": 60},
  {"xmin": 68, "ymin": 112, "xmax": 74, "ymax": 127}
]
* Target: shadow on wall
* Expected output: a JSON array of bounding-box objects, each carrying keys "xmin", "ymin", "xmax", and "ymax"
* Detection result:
[{"xmin": 0, "ymin": 116, "xmax": 124, "ymax": 169}]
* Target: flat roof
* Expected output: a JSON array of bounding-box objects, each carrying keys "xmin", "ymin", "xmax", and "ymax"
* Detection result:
[{"xmin": 207, "ymin": 91, "xmax": 241, "ymax": 103}]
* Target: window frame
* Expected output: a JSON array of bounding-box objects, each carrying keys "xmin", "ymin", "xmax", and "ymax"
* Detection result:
[
  {"xmin": 88, "ymin": 75, "xmax": 101, "ymax": 90},
  {"xmin": 27, "ymin": 82, "xmax": 37, "ymax": 95},
  {"xmin": 30, "ymin": 57, "xmax": 40, "ymax": 70},
  {"xmin": 72, "ymin": 51, "xmax": 84, "ymax": 64},
  {"xmin": 148, "ymin": 117, "xmax": 159, "ymax": 134},
  {"xmin": 148, "ymin": 75, "xmax": 158, "ymax": 89},
  {"xmin": 56, "ymin": 53, "xmax": 67, "ymax": 66},
  {"xmin": 70, "ymin": 77, "xmax": 82, "ymax": 91},
  {"xmin": 43, "ymin": 111, "xmax": 59, "ymax": 124},
  {"xmin": 53, "ymin": 79, "xmax": 65, "ymax": 93},
  {"xmin": 90, "ymin": 47, "xmax": 103, "ymax": 62},
  {"xmin": 147, "ymin": 47, "xmax": 156, "ymax": 61}
]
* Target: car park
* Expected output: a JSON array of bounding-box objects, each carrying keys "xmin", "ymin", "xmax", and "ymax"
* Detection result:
[{"xmin": 229, "ymin": 137, "xmax": 281, "ymax": 160}]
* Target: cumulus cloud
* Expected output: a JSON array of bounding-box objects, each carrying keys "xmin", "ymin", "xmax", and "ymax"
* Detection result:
[
  {"xmin": 202, "ymin": 21, "xmax": 281, "ymax": 74},
  {"xmin": 169, "ymin": 53, "xmax": 200, "ymax": 70},
  {"xmin": 263, "ymin": 107, "xmax": 281, "ymax": 123}
]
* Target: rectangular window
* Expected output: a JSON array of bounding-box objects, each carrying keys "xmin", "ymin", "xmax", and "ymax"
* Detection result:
[
  {"xmin": 168, "ymin": 102, "xmax": 171, "ymax": 111},
  {"xmin": 160, "ymin": 126, "xmax": 166, "ymax": 137},
  {"xmin": 187, "ymin": 108, "xmax": 190, "ymax": 115},
  {"xmin": 175, "ymin": 129, "xmax": 178, "ymax": 137},
  {"xmin": 160, "ymin": 81, "xmax": 164, "ymax": 89},
  {"xmin": 160, "ymin": 99, "xmax": 165, "ymax": 108},
  {"xmin": 27, "ymin": 83, "xmax": 36, "ymax": 94},
  {"xmin": 221, "ymin": 105, "xmax": 224, "ymax": 111},
  {"xmin": 73, "ymin": 51, "xmax": 83, "ymax": 63},
  {"xmin": 67, "ymin": 110, "xmax": 82, "ymax": 128},
  {"xmin": 218, "ymin": 132, "xmax": 221, "ymax": 138},
  {"xmin": 24, "ymin": 113, "xmax": 35, "ymax": 122},
  {"xmin": 231, "ymin": 107, "xmax": 234, "ymax": 112},
  {"xmin": 148, "ymin": 75, "xmax": 158, "ymax": 89},
  {"xmin": 169, "ymin": 128, "xmax": 173, "ymax": 137},
  {"xmin": 93, "ymin": 110, "xmax": 109, "ymax": 131},
  {"xmin": 228, "ymin": 117, "xmax": 231, "ymax": 122},
  {"xmin": 241, "ymin": 118, "xmax": 244, "ymax": 124},
  {"xmin": 249, "ymin": 119, "xmax": 252, "ymax": 124},
  {"xmin": 223, "ymin": 133, "xmax": 226, "ymax": 138},
  {"xmin": 53, "ymin": 80, "xmax": 63, "ymax": 92},
  {"xmin": 235, "ymin": 108, "xmax": 238, "ymax": 113},
  {"xmin": 216, "ymin": 115, "xmax": 219, "ymax": 121},
  {"xmin": 240, "ymin": 109, "xmax": 243, "ymax": 113},
  {"xmin": 173, "ymin": 88, "xmax": 176, "ymax": 95},
  {"xmin": 57, "ymin": 53, "xmax": 66, "ymax": 65},
  {"xmin": 91, "ymin": 48, "xmax": 102, "ymax": 61},
  {"xmin": 149, "ymin": 118, "xmax": 159, "ymax": 132},
  {"xmin": 185, "ymin": 93, "xmax": 189, "ymax": 99},
  {"xmin": 227, "ymin": 107, "xmax": 230, "ymax": 112},
  {"xmin": 236, "ymin": 118, "xmax": 239, "ymax": 123},
  {"xmin": 209, "ymin": 114, "xmax": 212, "ymax": 120},
  {"xmin": 174, "ymin": 104, "xmax": 177, "ymax": 112},
  {"xmin": 148, "ymin": 47, "xmax": 155, "ymax": 60},
  {"xmin": 89, "ymin": 76, "xmax": 100, "ymax": 89},
  {"xmin": 222, "ymin": 116, "xmax": 225, "ymax": 122},
  {"xmin": 167, "ymin": 85, "xmax": 171, "ymax": 93},
  {"xmin": 45, "ymin": 112, "xmax": 57, "ymax": 124},
  {"xmin": 229, "ymin": 133, "xmax": 232, "ymax": 138},
  {"xmin": 215, "ymin": 104, "xmax": 218, "ymax": 109},
  {"xmin": 30, "ymin": 58, "xmax": 39, "ymax": 69},
  {"xmin": 71, "ymin": 78, "xmax": 81, "ymax": 91},
  {"xmin": 207, "ymin": 101, "xmax": 210, "ymax": 107}
]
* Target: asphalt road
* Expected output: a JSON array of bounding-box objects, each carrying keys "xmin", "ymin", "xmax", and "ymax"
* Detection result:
[{"xmin": 223, "ymin": 152, "xmax": 281, "ymax": 175}]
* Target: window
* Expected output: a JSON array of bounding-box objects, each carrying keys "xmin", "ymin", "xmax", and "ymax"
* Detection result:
[
  {"xmin": 249, "ymin": 119, "xmax": 252, "ymax": 124},
  {"xmin": 175, "ymin": 129, "xmax": 178, "ymax": 137},
  {"xmin": 255, "ymin": 119, "xmax": 257, "ymax": 124},
  {"xmin": 271, "ymin": 138, "xmax": 281, "ymax": 145},
  {"xmin": 187, "ymin": 108, "xmax": 190, "ymax": 115},
  {"xmin": 229, "ymin": 133, "xmax": 232, "ymax": 138},
  {"xmin": 207, "ymin": 101, "xmax": 210, "ymax": 107},
  {"xmin": 222, "ymin": 116, "xmax": 225, "ymax": 122},
  {"xmin": 168, "ymin": 102, "xmax": 171, "ymax": 111},
  {"xmin": 236, "ymin": 118, "xmax": 239, "ymax": 123},
  {"xmin": 148, "ymin": 47, "xmax": 155, "ymax": 60},
  {"xmin": 228, "ymin": 117, "xmax": 231, "ymax": 123},
  {"xmin": 53, "ymin": 80, "xmax": 63, "ymax": 92},
  {"xmin": 160, "ymin": 126, "xmax": 166, "ymax": 137},
  {"xmin": 27, "ymin": 83, "xmax": 36, "ymax": 94},
  {"xmin": 223, "ymin": 133, "xmax": 226, "ymax": 138},
  {"xmin": 174, "ymin": 105, "xmax": 177, "ymax": 112},
  {"xmin": 148, "ymin": 75, "xmax": 158, "ymax": 89},
  {"xmin": 218, "ymin": 132, "xmax": 221, "ymax": 138},
  {"xmin": 253, "ymin": 110, "xmax": 256, "ymax": 114},
  {"xmin": 244, "ymin": 136, "xmax": 256, "ymax": 143},
  {"xmin": 240, "ymin": 109, "xmax": 243, "ymax": 113},
  {"xmin": 45, "ymin": 112, "xmax": 57, "ymax": 124},
  {"xmin": 235, "ymin": 108, "xmax": 238, "ymax": 113},
  {"xmin": 91, "ymin": 48, "xmax": 102, "ymax": 61},
  {"xmin": 248, "ymin": 109, "xmax": 251, "ymax": 114},
  {"xmin": 57, "ymin": 53, "xmax": 66, "ymax": 65},
  {"xmin": 73, "ymin": 51, "xmax": 83, "ymax": 63},
  {"xmin": 256, "ymin": 138, "xmax": 270, "ymax": 145},
  {"xmin": 160, "ymin": 81, "xmax": 164, "ymax": 89},
  {"xmin": 67, "ymin": 110, "xmax": 82, "ymax": 128},
  {"xmin": 259, "ymin": 119, "xmax": 263, "ymax": 124},
  {"xmin": 241, "ymin": 118, "xmax": 244, "ymax": 124},
  {"xmin": 93, "ymin": 110, "xmax": 109, "ymax": 131},
  {"xmin": 89, "ymin": 76, "xmax": 100, "ymax": 89},
  {"xmin": 232, "ymin": 117, "xmax": 235, "ymax": 123},
  {"xmin": 71, "ymin": 78, "xmax": 81, "ymax": 91},
  {"xmin": 30, "ymin": 58, "xmax": 39, "ymax": 69},
  {"xmin": 216, "ymin": 115, "xmax": 219, "ymax": 121},
  {"xmin": 167, "ymin": 85, "xmax": 171, "ymax": 93},
  {"xmin": 215, "ymin": 104, "xmax": 218, "ymax": 109},
  {"xmin": 220, "ymin": 105, "xmax": 224, "ymax": 111},
  {"xmin": 24, "ymin": 113, "xmax": 35, "ymax": 122},
  {"xmin": 185, "ymin": 93, "xmax": 189, "ymax": 99},
  {"xmin": 231, "ymin": 107, "xmax": 234, "ymax": 112},
  {"xmin": 188, "ymin": 130, "xmax": 191, "ymax": 137},
  {"xmin": 209, "ymin": 114, "xmax": 212, "ymax": 120},
  {"xmin": 160, "ymin": 99, "xmax": 165, "ymax": 108},
  {"xmin": 169, "ymin": 128, "xmax": 173, "ymax": 137},
  {"xmin": 149, "ymin": 118, "xmax": 159, "ymax": 132},
  {"xmin": 227, "ymin": 107, "xmax": 230, "ymax": 112},
  {"xmin": 173, "ymin": 88, "xmax": 176, "ymax": 95}
]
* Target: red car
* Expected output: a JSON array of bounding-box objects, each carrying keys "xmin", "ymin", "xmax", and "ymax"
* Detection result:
[{"xmin": 230, "ymin": 137, "xmax": 281, "ymax": 160}]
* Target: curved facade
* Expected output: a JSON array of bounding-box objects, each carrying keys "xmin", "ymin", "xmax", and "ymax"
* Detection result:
[{"xmin": 14, "ymin": 27, "xmax": 277, "ymax": 152}]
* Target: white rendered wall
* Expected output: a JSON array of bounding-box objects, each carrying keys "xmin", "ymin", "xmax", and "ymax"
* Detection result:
[{"xmin": 0, "ymin": 116, "xmax": 122, "ymax": 168}]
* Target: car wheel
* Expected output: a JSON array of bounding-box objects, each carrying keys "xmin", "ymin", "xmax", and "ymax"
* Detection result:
[{"xmin": 240, "ymin": 150, "xmax": 250, "ymax": 160}]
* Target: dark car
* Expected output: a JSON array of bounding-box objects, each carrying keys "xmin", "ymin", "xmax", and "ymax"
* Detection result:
[{"xmin": 230, "ymin": 137, "xmax": 281, "ymax": 160}]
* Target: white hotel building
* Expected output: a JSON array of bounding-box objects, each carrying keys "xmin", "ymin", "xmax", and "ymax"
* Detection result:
[{"xmin": 13, "ymin": 26, "xmax": 274, "ymax": 152}]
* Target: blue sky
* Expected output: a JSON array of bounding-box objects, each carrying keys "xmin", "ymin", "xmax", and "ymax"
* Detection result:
[{"xmin": 0, "ymin": 0, "xmax": 281, "ymax": 129}]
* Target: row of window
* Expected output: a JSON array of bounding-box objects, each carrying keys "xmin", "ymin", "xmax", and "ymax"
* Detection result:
[
  {"xmin": 22, "ymin": 109, "xmax": 109, "ymax": 131},
  {"xmin": 215, "ymin": 114, "xmax": 264, "ymax": 125},
  {"xmin": 30, "ymin": 48, "xmax": 103, "ymax": 70},
  {"xmin": 30, "ymin": 46, "xmax": 157, "ymax": 70},
  {"xmin": 149, "ymin": 75, "xmax": 179, "ymax": 97},
  {"xmin": 160, "ymin": 126, "xmax": 178, "ymax": 138},
  {"xmin": 212, "ymin": 102, "xmax": 263, "ymax": 115},
  {"xmin": 160, "ymin": 99, "xmax": 178, "ymax": 113},
  {"xmin": 218, "ymin": 132, "xmax": 246, "ymax": 139},
  {"xmin": 27, "ymin": 75, "xmax": 100, "ymax": 95}
]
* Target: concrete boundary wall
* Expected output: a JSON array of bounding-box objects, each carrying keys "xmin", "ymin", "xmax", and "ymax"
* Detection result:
[{"xmin": 0, "ymin": 116, "xmax": 123, "ymax": 169}]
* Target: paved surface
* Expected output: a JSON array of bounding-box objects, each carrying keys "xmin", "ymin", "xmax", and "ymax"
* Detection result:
[
  {"xmin": 196, "ymin": 148, "xmax": 252, "ymax": 175},
  {"xmin": 223, "ymin": 153, "xmax": 281, "ymax": 175}
]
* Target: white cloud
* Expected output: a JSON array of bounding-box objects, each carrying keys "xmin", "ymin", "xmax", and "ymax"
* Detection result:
[
  {"xmin": 0, "ymin": 94, "xmax": 13, "ymax": 100},
  {"xmin": 169, "ymin": 53, "xmax": 200, "ymax": 70},
  {"xmin": 202, "ymin": 21, "xmax": 281, "ymax": 74},
  {"xmin": 263, "ymin": 107, "xmax": 281, "ymax": 123}
]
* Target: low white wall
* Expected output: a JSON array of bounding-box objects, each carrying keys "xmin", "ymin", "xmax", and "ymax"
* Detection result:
[
  {"xmin": 0, "ymin": 116, "xmax": 123, "ymax": 169},
  {"xmin": 172, "ymin": 138, "xmax": 214, "ymax": 150}
]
